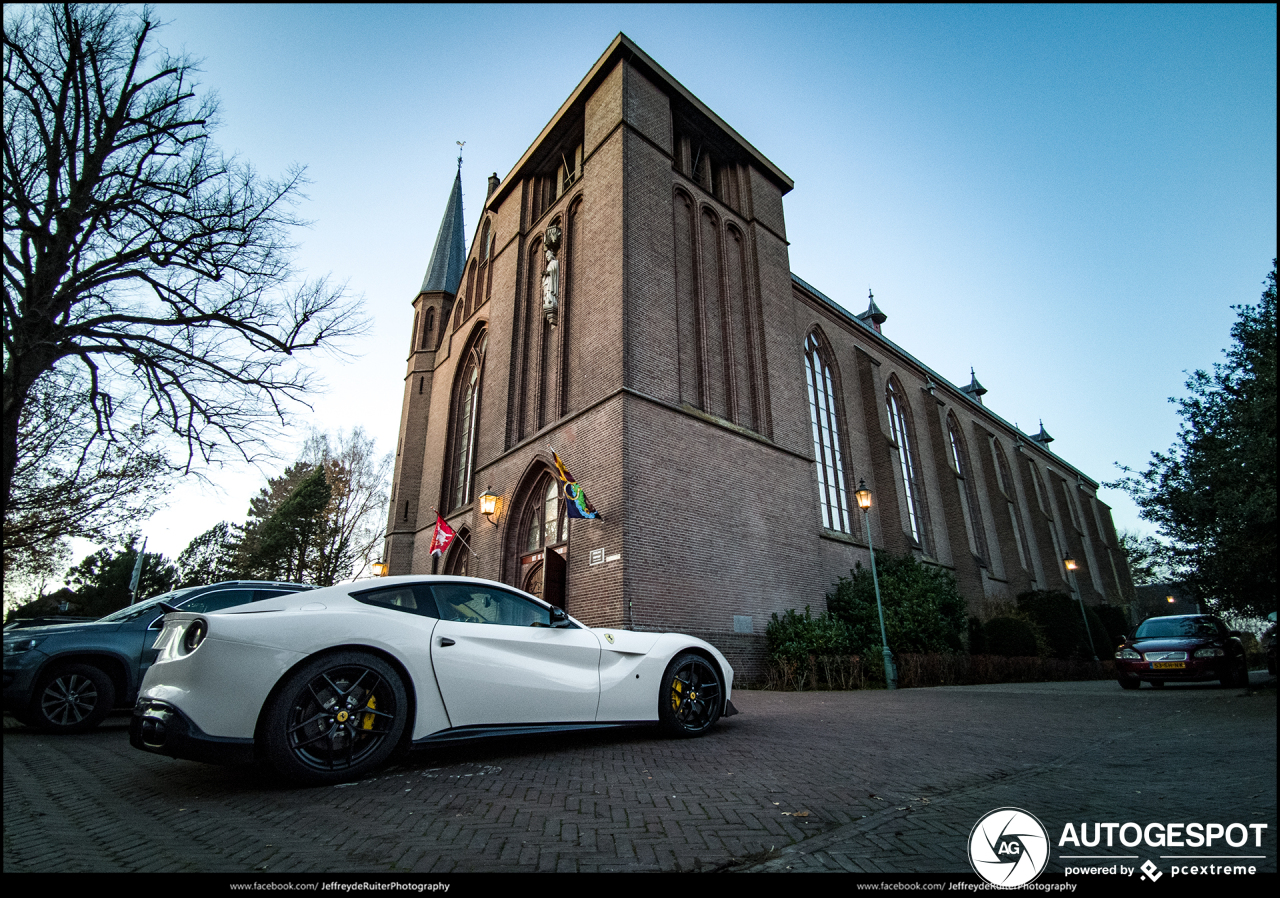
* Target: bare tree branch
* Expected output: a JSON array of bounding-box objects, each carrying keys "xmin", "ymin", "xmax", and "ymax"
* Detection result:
[{"xmin": 3, "ymin": 5, "xmax": 367, "ymax": 546}]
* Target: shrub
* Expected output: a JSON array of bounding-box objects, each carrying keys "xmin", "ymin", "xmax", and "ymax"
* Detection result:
[
  {"xmin": 1093, "ymin": 603, "xmax": 1130, "ymax": 643},
  {"xmin": 766, "ymin": 606, "xmax": 854, "ymax": 661},
  {"xmin": 967, "ymin": 616, "xmax": 988, "ymax": 654},
  {"xmin": 826, "ymin": 552, "xmax": 967, "ymax": 655},
  {"xmin": 984, "ymin": 616, "xmax": 1040, "ymax": 657}
]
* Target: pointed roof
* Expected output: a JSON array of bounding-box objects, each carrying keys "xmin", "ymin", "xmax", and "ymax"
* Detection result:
[
  {"xmin": 419, "ymin": 165, "xmax": 466, "ymax": 295},
  {"xmin": 856, "ymin": 288, "xmax": 887, "ymax": 326},
  {"xmin": 960, "ymin": 367, "xmax": 988, "ymax": 403},
  {"xmin": 1030, "ymin": 420, "xmax": 1054, "ymax": 445}
]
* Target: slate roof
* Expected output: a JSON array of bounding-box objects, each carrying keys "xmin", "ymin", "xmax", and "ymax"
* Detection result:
[{"xmin": 420, "ymin": 167, "xmax": 466, "ymax": 295}]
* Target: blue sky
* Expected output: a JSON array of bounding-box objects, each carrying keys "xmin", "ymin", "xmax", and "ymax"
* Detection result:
[{"xmin": 131, "ymin": 3, "xmax": 1276, "ymax": 562}]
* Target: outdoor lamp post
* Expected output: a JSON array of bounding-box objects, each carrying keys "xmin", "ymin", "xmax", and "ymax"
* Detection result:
[
  {"xmin": 855, "ymin": 479, "xmax": 898, "ymax": 690},
  {"xmin": 1064, "ymin": 555, "xmax": 1098, "ymax": 661}
]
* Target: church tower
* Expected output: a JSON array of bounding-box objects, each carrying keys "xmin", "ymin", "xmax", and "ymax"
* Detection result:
[{"xmin": 384, "ymin": 163, "xmax": 467, "ymax": 574}]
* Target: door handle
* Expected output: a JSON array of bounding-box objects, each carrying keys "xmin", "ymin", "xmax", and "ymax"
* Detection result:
[{"xmin": 439, "ymin": 637, "xmax": 456, "ymax": 647}]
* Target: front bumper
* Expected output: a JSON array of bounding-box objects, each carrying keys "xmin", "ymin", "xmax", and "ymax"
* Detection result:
[
  {"xmin": 1115, "ymin": 657, "xmax": 1227, "ymax": 682},
  {"xmin": 130, "ymin": 699, "xmax": 256, "ymax": 766}
]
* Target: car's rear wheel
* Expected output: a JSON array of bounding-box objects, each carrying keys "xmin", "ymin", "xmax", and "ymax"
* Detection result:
[
  {"xmin": 29, "ymin": 664, "xmax": 115, "ymax": 733},
  {"xmin": 658, "ymin": 652, "xmax": 722, "ymax": 737},
  {"xmin": 262, "ymin": 651, "xmax": 408, "ymax": 785}
]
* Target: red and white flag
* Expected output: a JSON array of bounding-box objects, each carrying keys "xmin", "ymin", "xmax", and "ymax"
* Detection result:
[{"xmin": 429, "ymin": 515, "xmax": 456, "ymax": 556}]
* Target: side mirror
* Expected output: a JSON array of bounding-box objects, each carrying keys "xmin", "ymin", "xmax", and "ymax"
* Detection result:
[{"xmin": 550, "ymin": 607, "xmax": 569, "ymax": 628}]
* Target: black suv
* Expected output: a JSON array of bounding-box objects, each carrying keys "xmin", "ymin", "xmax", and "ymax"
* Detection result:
[{"xmin": 3, "ymin": 581, "xmax": 313, "ymax": 733}]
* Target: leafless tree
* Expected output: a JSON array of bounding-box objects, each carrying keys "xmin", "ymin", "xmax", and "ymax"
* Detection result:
[
  {"xmin": 2, "ymin": 5, "xmax": 366, "ymax": 530},
  {"xmin": 301, "ymin": 428, "xmax": 392, "ymax": 584}
]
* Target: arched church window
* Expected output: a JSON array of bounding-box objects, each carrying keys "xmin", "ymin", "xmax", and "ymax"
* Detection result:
[
  {"xmin": 992, "ymin": 439, "xmax": 1029, "ymax": 570},
  {"xmin": 443, "ymin": 527, "xmax": 470, "ymax": 577},
  {"xmin": 948, "ymin": 414, "xmax": 989, "ymax": 565},
  {"xmin": 886, "ymin": 377, "xmax": 926, "ymax": 549},
  {"xmin": 524, "ymin": 475, "xmax": 567, "ymax": 554},
  {"xmin": 446, "ymin": 328, "xmax": 487, "ymax": 511},
  {"xmin": 804, "ymin": 331, "xmax": 850, "ymax": 532},
  {"xmin": 424, "ymin": 307, "xmax": 435, "ymax": 343}
]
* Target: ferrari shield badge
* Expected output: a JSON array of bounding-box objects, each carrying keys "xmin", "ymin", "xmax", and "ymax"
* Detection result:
[{"xmin": 604, "ymin": 633, "xmax": 614, "ymax": 644}]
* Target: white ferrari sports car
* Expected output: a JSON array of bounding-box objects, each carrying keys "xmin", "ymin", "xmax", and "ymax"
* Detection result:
[{"xmin": 130, "ymin": 576, "xmax": 736, "ymax": 783}]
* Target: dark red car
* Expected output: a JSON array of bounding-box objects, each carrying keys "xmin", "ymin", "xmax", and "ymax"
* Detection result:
[{"xmin": 1114, "ymin": 614, "xmax": 1249, "ymax": 690}]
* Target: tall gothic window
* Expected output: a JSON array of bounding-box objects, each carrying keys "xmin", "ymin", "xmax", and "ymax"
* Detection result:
[
  {"xmin": 948, "ymin": 414, "xmax": 989, "ymax": 566},
  {"xmin": 886, "ymin": 378, "xmax": 926, "ymax": 549},
  {"xmin": 992, "ymin": 440, "xmax": 1029, "ymax": 571},
  {"xmin": 804, "ymin": 332, "xmax": 850, "ymax": 532},
  {"xmin": 1028, "ymin": 460, "xmax": 1067, "ymax": 581},
  {"xmin": 524, "ymin": 475, "xmax": 568, "ymax": 554},
  {"xmin": 447, "ymin": 328, "xmax": 487, "ymax": 511}
]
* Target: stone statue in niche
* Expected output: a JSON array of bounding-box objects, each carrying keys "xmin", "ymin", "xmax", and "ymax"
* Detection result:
[{"xmin": 541, "ymin": 224, "xmax": 562, "ymax": 327}]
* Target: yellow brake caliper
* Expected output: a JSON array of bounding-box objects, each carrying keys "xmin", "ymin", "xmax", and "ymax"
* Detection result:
[
  {"xmin": 671, "ymin": 679, "xmax": 683, "ymax": 711},
  {"xmin": 361, "ymin": 695, "xmax": 377, "ymax": 730}
]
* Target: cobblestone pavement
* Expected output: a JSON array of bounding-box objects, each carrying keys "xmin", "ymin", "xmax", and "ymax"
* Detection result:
[{"xmin": 4, "ymin": 675, "xmax": 1274, "ymax": 874}]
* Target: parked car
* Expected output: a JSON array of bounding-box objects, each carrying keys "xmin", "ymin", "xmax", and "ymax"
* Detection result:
[
  {"xmin": 1114, "ymin": 614, "xmax": 1249, "ymax": 690},
  {"xmin": 4, "ymin": 581, "xmax": 315, "ymax": 733},
  {"xmin": 130, "ymin": 576, "xmax": 738, "ymax": 784}
]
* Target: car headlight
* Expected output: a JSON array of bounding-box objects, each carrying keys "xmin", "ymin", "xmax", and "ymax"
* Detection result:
[
  {"xmin": 1115, "ymin": 648, "xmax": 1140, "ymax": 660},
  {"xmin": 182, "ymin": 619, "xmax": 209, "ymax": 653},
  {"xmin": 3, "ymin": 636, "xmax": 44, "ymax": 656},
  {"xmin": 1193, "ymin": 646, "xmax": 1224, "ymax": 658}
]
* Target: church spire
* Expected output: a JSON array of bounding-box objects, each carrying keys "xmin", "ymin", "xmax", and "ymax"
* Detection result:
[{"xmin": 419, "ymin": 155, "xmax": 466, "ymax": 295}]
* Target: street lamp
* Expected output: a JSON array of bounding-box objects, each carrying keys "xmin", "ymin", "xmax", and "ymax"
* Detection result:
[
  {"xmin": 1063, "ymin": 555, "xmax": 1098, "ymax": 661},
  {"xmin": 855, "ymin": 479, "xmax": 897, "ymax": 690}
]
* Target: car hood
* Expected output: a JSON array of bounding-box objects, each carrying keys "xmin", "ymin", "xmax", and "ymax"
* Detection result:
[
  {"xmin": 1131, "ymin": 637, "xmax": 1213, "ymax": 652},
  {"xmin": 3, "ymin": 620, "xmax": 121, "ymax": 640}
]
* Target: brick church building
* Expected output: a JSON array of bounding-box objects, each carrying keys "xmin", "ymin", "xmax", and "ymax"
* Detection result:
[{"xmin": 384, "ymin": 34, "xmax": 1132, "ymax": 672}]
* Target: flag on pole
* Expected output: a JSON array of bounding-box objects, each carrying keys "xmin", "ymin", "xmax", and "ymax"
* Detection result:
[
  {"xmin": 429, "ymin": 515, "xmax": 457, "ymax": 556},
  {"xmin": 552, "ymin": 451, "xmax": 600, "ymax": 519}
]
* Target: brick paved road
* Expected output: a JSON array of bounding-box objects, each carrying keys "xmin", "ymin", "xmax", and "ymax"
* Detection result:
[{"xmin": 4, "ymin": 676, "xmax": 1274, "ymax": 874}]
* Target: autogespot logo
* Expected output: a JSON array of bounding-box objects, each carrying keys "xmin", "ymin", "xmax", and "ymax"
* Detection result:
[{"xmin": 969, "ymin": 807, "xmax": 1051, "ymax": 886}]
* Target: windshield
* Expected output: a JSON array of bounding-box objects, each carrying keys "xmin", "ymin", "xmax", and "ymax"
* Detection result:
[
  {"xmin": 1135, "ymin": 617, "xmax": 1218, "ymax": 639},
  {"xmin": 97, "ymin": 587, "xmax": 201, "ymax": 623}
]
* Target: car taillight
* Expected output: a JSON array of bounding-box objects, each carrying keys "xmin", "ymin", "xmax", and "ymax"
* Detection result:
[{"xmin": 182, "ymin": 619, "xmax": 208, "ymax": 653}]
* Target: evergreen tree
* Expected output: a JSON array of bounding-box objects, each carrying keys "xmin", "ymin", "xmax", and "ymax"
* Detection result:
[
  {"xmin": 175, "ymin": 522, "xmax": 240, "ymax": 587},
  {"xmin": 64, "ymin": 536, "xmax": 176, "ymax": 617}
]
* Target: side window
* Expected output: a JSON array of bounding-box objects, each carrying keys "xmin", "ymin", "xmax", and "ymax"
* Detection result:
[
  {"xmin": 431, "ymin": 584, "xmax": 553, "ymax": 628},
  {"xmin": 352, "ymin": 584, "xmax": 440, "ymax": 618},
  {"xmin": 179, "ymin": 589, "xmax": 256, "ymax": 615}
]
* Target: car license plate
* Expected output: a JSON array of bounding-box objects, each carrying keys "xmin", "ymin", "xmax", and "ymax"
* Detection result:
[{"xmin": 1151, "ymin": 662, "xmax": 1185, "ymax": 669}]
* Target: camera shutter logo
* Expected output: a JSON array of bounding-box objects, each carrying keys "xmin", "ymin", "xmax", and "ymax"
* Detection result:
[{"xmin": 968, "ymin": 807, "xmax": 1050, "ymax": 886}]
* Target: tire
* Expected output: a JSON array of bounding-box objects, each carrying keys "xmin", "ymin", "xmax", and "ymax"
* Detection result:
[
  {"xmin": 261, "ymin": 651, "xmax": 408, "ymax": 785},
  {"xmin": 1221, "ymin": 658, "xmax": 1248, "ymax": 689},
  {"xmin": 29, "ymin": 664, "xmax": 116, "ymax": 733},
  {"xmin": 1118, "ymin": 677, "xmax": 1139, "ymax": 690},
  {"xmin": 658, "ymin": 652, "xmax": 723, "ymax": 737}
]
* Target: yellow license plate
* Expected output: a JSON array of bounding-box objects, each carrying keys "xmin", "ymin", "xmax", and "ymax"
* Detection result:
[{"xmin": 1151, "ymin": 662, "xmax": 1185, "ymax": 669}]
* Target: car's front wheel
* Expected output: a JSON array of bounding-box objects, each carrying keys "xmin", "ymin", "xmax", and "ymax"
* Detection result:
[
  {"xmin": 658, "ymin": 652, "xmax": 723, "ymax": 737},
  {"xmin": 261, "ymin": 651, "xmax": 409, "ymax": 785},
  {"xmin": 29, "ymin": 663, "xmax": 116, "ymax": 733},
  {"xmin": 1220, "ymin": 658, "xmax": 1249, "ymax": 689}
]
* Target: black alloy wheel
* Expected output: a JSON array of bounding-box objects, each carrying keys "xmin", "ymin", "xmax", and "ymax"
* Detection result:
[
  {"xmin": 659, "ymin": 652, "xmax": 723, "ymax": 737},
  {"xmin": 262, "ymin": 651, "xmax": 408, "ymax": 784},
  {"xmin": 31, "ymin": 664, "xmax": 115, "ymax": 733}
]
